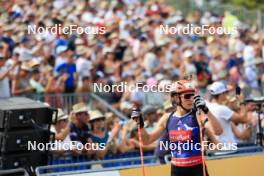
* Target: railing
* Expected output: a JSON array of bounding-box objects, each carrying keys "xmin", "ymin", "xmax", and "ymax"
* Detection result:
[
  {"xmin": 36, "ymin": 155, "xmax": 158, "ymax": 176},
  {"xmin": 35, "ymin": 144, "xmax": 264, "ymax": 175},
  {"xmin": 164, "ymin": 144, "xmax": 264, "ymax": 163},
  {"xmin": 24, "ymin": 92, "xmax": 128, "ymax": 120}
]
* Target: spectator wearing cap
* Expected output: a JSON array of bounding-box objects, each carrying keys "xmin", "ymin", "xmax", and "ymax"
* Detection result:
[
  {"xmin": 207, "ymin": 81, "xmax": 248, "ymax": 143},
  {"xmin": 0, "ymin": 56, "xmax": 19, "ymax": 98},
  {"xmin": 56, "ymin": 47, "xmax": 77, "ymax": 93},
  {"xmin": 50, "ymin": 108, "xmax": 71, "ymax": 154},
  {"xmin": 11, "ymin": 62, "xmax": 34, "ymax": 96},
  {"xmin": 89, "ymin": 110, "xmax": 120, "ymax": 159}
]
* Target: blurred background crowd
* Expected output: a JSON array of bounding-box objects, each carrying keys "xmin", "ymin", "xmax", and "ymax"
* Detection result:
[{"xmin": 0, "ymin": 0, "xmax": 264, "ymax": 163}]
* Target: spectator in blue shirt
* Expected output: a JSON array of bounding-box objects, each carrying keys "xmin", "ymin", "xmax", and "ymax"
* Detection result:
[
  {"xmin": 89, "ymin": 110, "xmax": 120, "ymax": 159},
  {"xmin": 56, "ymin": 48, "xmax": 77, "ymax": 93}
]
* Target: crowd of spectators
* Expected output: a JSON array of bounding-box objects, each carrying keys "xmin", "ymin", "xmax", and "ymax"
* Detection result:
[{"xmin": 1, "ymin": 0, "xmax": 264, "ymax": 163}]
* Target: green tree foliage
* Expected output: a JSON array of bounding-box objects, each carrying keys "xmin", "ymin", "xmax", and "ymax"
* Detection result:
[{"xmin": 223, "ymin": 0, "xmax": 264, "ymax": 11}]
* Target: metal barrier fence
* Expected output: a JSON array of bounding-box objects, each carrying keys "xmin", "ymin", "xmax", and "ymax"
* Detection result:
[
  {"xmin": 25, "ymin": 93, "xmax": 93, "ymax": 113},
  {"xmin": 167, "ymin": 0, "xmax": 264, "ymax": 31},
  {"xmin": 24, "ymin": 93, "xmax": 127, "ymax": 120},
  {"xmin": 164, "ymin": 144, "xmax": 263, "ymax": 163},
  {"xmin": 36, "ymin": 154, "xmax": 158, "ymax": 176},
  {"xmin": 36, "ymin": 144, "xmax": 264, "ymax": 176}
]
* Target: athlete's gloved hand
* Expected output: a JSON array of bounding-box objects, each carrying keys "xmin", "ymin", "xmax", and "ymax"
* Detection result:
[
  {"xmin": 194, "ymin": 95, "xmax": 209, "ymax": 114},
  {"xmin": 130, "ymin": 108, "xmax": 144, "ymax": 128}
]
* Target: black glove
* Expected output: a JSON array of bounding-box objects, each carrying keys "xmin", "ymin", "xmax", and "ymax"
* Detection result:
[
  {"xmin": 194, "ymin": 95, "xmax": 209, "ymax": 114},
  {"xmin": 131, "ymin": 108, "xmax": 144, "ymax": 128}
]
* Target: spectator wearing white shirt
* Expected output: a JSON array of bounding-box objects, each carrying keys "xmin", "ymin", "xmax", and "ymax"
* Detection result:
[
  {"xmin": 54, "ymin": 45, "xmax": 67, "ymax": 74},
  {"xmin": 0, "ymin": 56, "xmax": 18, "ymax": 98},
  {"xmin": 76, "ymin": 45, "xmax": 93, "ymax": 84},
  {"xmin": 5, "ymin": 50, "xmax": 20, "ymax": 76},
  {"xmin": 243, "ymin": 39, "xmax": 256, "ymax": 64},
  {"xmin": 207, "ymin": 81, "xmax": 248, "ymax": 144},
  {"xmin": 50, "ymin": 108, "xmax": 72, "ymax": 154}
]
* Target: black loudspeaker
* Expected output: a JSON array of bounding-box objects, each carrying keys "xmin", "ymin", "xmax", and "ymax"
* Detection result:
[
  {"xmin": 0, "ymin": 168, "xmax": 29, "ymax": 176},
  {"xmin": 0, "ymin": 97, "xmax": 56, "ymax": 129},
  {"xmin": 0, "ymin": 151, "xmax": 48, "ymax": 170},
  {"xmin": 0, "ymin": 97, "xmax": 57, "ymax": 173},
  {"xmin": 0, "ymin": 129, "xmax": 51, "ymax": 153}
]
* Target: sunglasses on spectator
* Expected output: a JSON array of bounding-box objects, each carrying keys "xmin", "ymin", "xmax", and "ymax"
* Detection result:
[
  {"xmin": 182, "ymin": 94, "xmax": 195, "ymax": 100},
  {"xmin": 77, "ymin": 112, "xmax": 88, "ymax": 116},
  {"xmin": 59, "ymin": 119, "xmax": 68, "ymax": 122},
  {"xmin": 91, "ymin": 118, "xmax": 105, "ymax": 122}
]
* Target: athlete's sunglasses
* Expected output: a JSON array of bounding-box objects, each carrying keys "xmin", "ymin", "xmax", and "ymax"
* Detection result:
[{"xmin": 182, "ymin": 94, "xmax": 195, "ymax": 100}]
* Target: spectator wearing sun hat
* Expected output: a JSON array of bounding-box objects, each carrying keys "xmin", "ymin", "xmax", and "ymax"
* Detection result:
[
  {"xmin": 89, "ymin": 110, "xmax": 120, "ymax": 159},
  {"xmin": 89, "ymin": 110, "xmax": 108, "ymax": 143},
  {"xmin": 11, "ymin": 62, "xmax": 35, "ymax": 96},
  {"xmin": 50, "ymin": 108, "xmax": 71, "ymax": 154},
  {"xmin": 69, "ymin": 103, "xmax": 91, "ymax": 146}
]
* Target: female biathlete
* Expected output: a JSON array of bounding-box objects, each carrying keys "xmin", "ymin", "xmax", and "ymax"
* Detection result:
[{"xmin": 131, "ymin": 80, "xmax": 222, "ymax": 176}]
